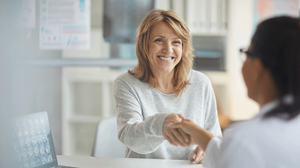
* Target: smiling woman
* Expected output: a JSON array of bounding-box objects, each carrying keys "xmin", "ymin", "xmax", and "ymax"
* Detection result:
[
  {"xmin": 147, "ymin": 22, "xmax": 183, "ymax": 94},
  {"xmin": 113, "ymin": 9, "xmax": 222, "ymax": 162},
  {"xmin": 129, "ymin": 9, "xmax": 194, "ymax": 96}
]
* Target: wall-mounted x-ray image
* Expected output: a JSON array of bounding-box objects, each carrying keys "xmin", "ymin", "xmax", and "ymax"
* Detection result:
[{"xmin": 103, "ymin": 0, "xmax": 154, "ymax": 43}]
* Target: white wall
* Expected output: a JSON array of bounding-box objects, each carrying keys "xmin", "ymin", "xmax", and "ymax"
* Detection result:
[
  {"xmin": 227, "ymin": 0, "xmax": 259, "ymax": 120},
  {"xmin": 12, "ymin": 0, "xmax": 63, "ymax": 154}
]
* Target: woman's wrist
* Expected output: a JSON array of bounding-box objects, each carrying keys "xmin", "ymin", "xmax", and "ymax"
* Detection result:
[{"xmin": 194, "ymin": 127, "xmax": 214, "ymax": 151}]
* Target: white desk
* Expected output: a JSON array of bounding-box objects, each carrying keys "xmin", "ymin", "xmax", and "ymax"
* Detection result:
[{"xmin": 57, "ymin": 155, "xmax": 202, "ymax": 168}]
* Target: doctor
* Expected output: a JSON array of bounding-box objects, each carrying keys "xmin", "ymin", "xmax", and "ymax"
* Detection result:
[{"xmin": 170, "ymin": 16, "xmax": 300, "ymax": 167}]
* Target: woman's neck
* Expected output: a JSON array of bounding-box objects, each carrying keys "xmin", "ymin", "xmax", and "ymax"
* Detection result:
[
  {"xmin": 257, "ymin": 73, "xmax": 279, "ymax": 107},
  {"xmin": 258, "ymin": 95, "xmax": 278, "ymax": 107},
  {"xmin": 152, "ymin": 71, "xmax": 175, "ymax": 94}
]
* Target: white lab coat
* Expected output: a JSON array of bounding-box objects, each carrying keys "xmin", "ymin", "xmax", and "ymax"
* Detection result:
[{"xmin": 202, "ymin": 100, "xmax": 300, "ymax": 168}]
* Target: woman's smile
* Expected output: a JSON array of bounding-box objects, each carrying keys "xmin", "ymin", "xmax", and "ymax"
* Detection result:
[
  {"xmin": 148, "ymin": 21, "xmax": 182, "ymax": 76},
  {"xmin": 157, "ymin": 55, "xmax": 175, "ymax": 61}
]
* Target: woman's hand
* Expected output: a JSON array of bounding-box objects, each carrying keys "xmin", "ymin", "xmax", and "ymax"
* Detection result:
[
  {"xmin": 169, "ymin": 118, "xmax": 214, "ymax": 151},
  {"xmin": 169, "ymin": 118, "xmax": 201, "ymax": 145},
  {"xmin": 163, "ymin": 113, "xmax": 190, "ymax": 147},
  {"xmin": 190, "ymin": 146, "xmax": 205, "ymax": 164}
]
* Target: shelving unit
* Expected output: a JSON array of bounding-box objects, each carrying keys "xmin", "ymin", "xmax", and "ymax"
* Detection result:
[
  {"xmin": 61, "ymin": 26, "xmax": 127, "ymax": 156},
  {"xmin": 62, "ymin": 67, "xmax": 125, "ymax": 155},
  {"xmin": 183, "ymin": 0, "xmax": 229, "ymax": 114}
]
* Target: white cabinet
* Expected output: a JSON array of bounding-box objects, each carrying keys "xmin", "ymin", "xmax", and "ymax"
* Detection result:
[
  {"xmin": 61, "ymin": 28, "xmax": 126, "ymax": 155},
  {"xmin": 62, "ymin": 68, "xmax": 125, "ymax": 155}
]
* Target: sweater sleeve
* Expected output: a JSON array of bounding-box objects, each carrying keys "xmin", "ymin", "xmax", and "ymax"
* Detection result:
[
  {"xmin": 113, "ymin": 77, "xmax": 169, "ymax": 154},
  {"xmin": 203, "ymin": 81, "xmax": 222, "ymax": 138}
]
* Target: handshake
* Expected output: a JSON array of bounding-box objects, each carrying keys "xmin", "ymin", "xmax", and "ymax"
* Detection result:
[{"xmin": 162, "ymin": 113, "xmax": 205, "ymax": 164}]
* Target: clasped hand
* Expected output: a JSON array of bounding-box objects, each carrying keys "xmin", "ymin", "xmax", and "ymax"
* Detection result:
[
  {"xmin": 162, "ymin": 113, "xmax": 204, "ymax": 164},
  {"xmin": 162, "ymin": 113, "xmax": 190, "ymax": 147}
]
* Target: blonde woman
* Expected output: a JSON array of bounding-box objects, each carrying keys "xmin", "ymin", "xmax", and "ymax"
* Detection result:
[{"xmin": 113, "ymin": 9, "xmax": 222, "ymax": 162}]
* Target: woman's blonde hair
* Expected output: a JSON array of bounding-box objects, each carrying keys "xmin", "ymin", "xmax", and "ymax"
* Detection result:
[{"xmin": 128, "ymin": 9, "xmax": 194, "ymax": 97}]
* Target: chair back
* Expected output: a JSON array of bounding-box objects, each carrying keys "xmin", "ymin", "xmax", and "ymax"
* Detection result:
[{"xmin": 91, "ymin": 117, "xmax": 126, "ymax": 157}]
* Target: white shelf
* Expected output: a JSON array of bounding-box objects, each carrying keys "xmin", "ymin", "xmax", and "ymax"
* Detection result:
[
  {"xmin": 190, "ymin": 32, "xmax": 227, "ymax": 36},
  {"xmin": 68, "ymin": 115, "xmax": 103, "ymax": 124},
  {"xmin": 13, "ymin": 58, "xmax": 137, "ymax": 67},
  {"xmin": 62, "ymin": 67, "xmax": 124, "ymax": 156}
]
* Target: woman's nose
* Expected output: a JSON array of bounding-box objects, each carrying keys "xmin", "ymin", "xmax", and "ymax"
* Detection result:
[{"xmin": 162, "ymin": 41, "xmax": 173, "ymax": 55}]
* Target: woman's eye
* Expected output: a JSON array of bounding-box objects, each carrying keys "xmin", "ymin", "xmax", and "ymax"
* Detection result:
[
  {"xmin": 155, "ymin": 39, "xmax": 163, "ymax": 42},
  {"xmin": 174, "ymin": 41, "xmax": 181, "ymax": 44}
]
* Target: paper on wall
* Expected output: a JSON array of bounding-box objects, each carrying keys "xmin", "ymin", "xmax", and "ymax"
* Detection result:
[
  {"xmin": 39, "ymin": 0, "xmax": 90, "ymax": 50},
  {"xmin": 19, "ymin": 0, "xmax": 36, "ymax": 28}
]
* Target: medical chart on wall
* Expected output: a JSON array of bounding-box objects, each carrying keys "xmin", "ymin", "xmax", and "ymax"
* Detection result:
[
  {"xmin": 19, "ymin": 0, "xmax": 36, "ymax": 28},
  {"xmin": 39, "ymin": 0, "xmax": 90, "ymax": 49},
  {"xmin": 253, "ymin": 0, "xmax": 299, "ymax": 31}
]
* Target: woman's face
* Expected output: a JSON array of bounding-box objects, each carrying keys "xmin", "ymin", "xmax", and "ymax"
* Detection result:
[
  {"xmin": 148, "ymin": 22, "xmax": 182, "ymax": 76},
  {"xmin": 242, "ymin": 47, "xmax": 263, "ymax": 101},
  {"xmin": 242, "ymin": 56, "xmax": 256, "ymax": 99}
]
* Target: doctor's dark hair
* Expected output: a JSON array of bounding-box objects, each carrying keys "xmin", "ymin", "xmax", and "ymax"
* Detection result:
[
  {"xmin": 128, "ymin": 9, "xmax": 194, "ymax": 97},
  {"xmin": 250, "ymin": 16, "xmax": 300, "ymax": 120}
]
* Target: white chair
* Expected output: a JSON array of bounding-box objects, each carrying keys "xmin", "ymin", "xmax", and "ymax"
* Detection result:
[{"xmin": 91, "ymin": 117, "xmax": 127, "ymax": 157}]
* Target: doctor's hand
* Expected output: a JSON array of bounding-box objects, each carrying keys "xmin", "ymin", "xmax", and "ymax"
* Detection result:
[
  {"xmin": 169, "ymin": 118, "xmax": 202, "ymax": 145},
  {"xmin": 169, "ymin": 118, "xmax": 214, "ymax": 151},
  {"xmin": 190, "ymin": 146, "xmax": 205, "ymax": 164},
  {"xmin": 163, "ymin": 113, "xmax": 190, "ymax": 147}
]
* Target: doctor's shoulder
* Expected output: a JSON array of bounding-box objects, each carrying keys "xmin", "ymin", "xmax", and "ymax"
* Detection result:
[{"xmin": 221, "ymin": 117, "xmax": 265, "ymax": 146}]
